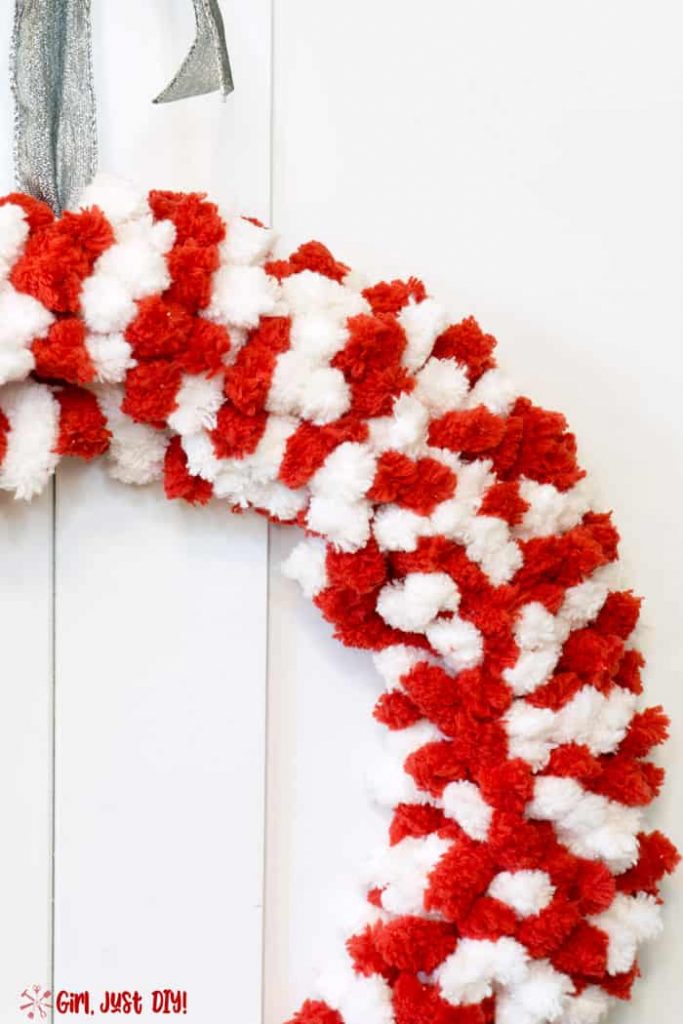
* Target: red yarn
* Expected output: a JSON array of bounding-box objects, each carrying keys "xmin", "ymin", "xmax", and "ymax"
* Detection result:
[
  {"xmin": 285, "ymin": 1002, "xmax": 344, "ymax": 1024},
  {"xmin": 432, "ymin": 317, "xmax": 496, "ymax": 384},
  {"xmin": 211, "ymin": 403, "xmax": 267, "ymax": 459},
  {"xmin": 11, "ymin": 206, "xmax": 113, "ymax": 312},
  {"xmin": 54, "ymin": 387, "xmax": 110, "ymax": 459},
  {"xmin": 32, "ymin": 318, "xmax": 95, "ymax": 385},
  {"xmin": 122, "ymin": 361, "xmax": 182, "ymax": 425},
  {"xmin": 163, "ymin": 436, "xmax": 213, "ymax": 506},
  {"xmin": 224, "ymin": 316, "xmax": 291, "ymax": 415},
  {"xmin": 0, "ymin": 408, "xmax": 9, "ymax": 465},
  {"xmin": 266, "ymin": 241, "xmax": 349, "ymax": 283},
  {"xmin": 362, "ymin": 278, "xmax": 427, "ymax": 315},
  {"xmin": 428, "ymin": 406, "xmax": 507, "ymax": 455}
]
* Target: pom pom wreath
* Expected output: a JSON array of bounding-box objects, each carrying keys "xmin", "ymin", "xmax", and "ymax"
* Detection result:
[{"xmin": 0, "ymin": 175, "xmax": 676, "ymax": 1024}]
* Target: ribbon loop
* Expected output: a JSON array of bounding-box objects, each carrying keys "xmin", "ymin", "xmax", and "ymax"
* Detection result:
[
  {"xmin": 11, "ymin": 0, "xmax": 233, "ymax": 214},
  {"xmin": 12, "ymin": 0, "xmax": 97, "ymax": 214},
  {"xmin": 153, "ymin": 0, "xmax": 234, "ymax": 104}
]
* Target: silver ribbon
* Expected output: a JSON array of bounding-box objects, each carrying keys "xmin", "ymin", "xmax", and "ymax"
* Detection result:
[
  {"xmin": 11, "ymin": 0, "xmax": 97, "ymax": 214},
  {"xmin": 11, "ymin": 0, "xmax": 233, "ymax": 214},
  {"xmin": 154, "ymin": 0, "xmax": 234, "ymax": 104}
]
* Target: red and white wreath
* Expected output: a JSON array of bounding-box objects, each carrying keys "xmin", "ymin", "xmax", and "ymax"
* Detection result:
[{"xmin": 0, "ymin": 174, "xmax": 678, "ymax": 1024}]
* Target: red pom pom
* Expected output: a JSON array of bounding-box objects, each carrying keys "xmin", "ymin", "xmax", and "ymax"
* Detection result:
[
  {"xmin": 166, "ymin": 240, "xmax": 220, "ymax": 312},
  {"xmin": 613, "ymin": 648, "xmax": 644, "ymax": 693},
  {"xmin": 616, "ymin": 831, "xmax": 681, "ymax": 895},
  {"xmin": 122, "ymin": 361, "xmax": 182, "ymax": 425},
  {"xmin": 163, "ymin": 436, "xmax": 213, "ymax": 505},
  {"xmin": 517, "ymin": 894, "xmax": 582, "ymax": 957},
  {"xmin": 505, "ymin": 397, "xmax": 584, "ymax": 491},
  {"xmin": 54, "ymin": 387, "xmax": 110, "ymax": 459},
  {"xmin": 552, "ymin": 922, "xmax": 609, "ymax": 979},
  {"xmin": 280, "ymin": 415, "xmax": 368, "ymax": 489},
  {"xmin": 126, "ymin": 296, "xmax": 193, "ymax": 361},
  {"xmin": 374, "ymin": 691, "xmax": 422, "ymax": 730},
  {"xmin": 432, "ymin": 317, "xmax": 497, "ymax": 384},
  {"xmin": 278, "ymin": 240, "xmax": 349, "ymax": 282},
  {"xmin": 224, "ymin": 316, "xmax": 291, "ymax": 415},
  {"xmin": 392, "ymin": 973, "xmax": 488, "ymax": 1024},
  {"xmin": 368, "ymin": 449, "xmax": 463, "ymax": 517},
  {"xmin": 182, "ymin": 318, "xmax": 231, "ymax": 376},
  {"xmin": 333, "ymin": 314, "xmax": 412, "ymax": 418},
  {"xmin": 148, "ymin": 191, "xmax": 225, "ymax": 246},
  {"xmin": 573, "ymin": 860, "xmax": 616, "ymax": 915},
  {"xmin": 32, "ymin": 318, "xmax": 95, "ymax": 385},
  {"xmin": 389, "ymin": 803, "xmax": 447, "ymax": 845},
  {"xmin": 326, "ymin": 539, "xmax": 387, "ymax": 595},
  {"xmin": 459, "ymin": 896, "xmax": 517, "ymax": 940},
  {"xmin": 211, "ymin": 403, "xmax": 267, "ymax": 459},
  {"xmin": 285, "ymin": 1001, "xmax": 344, "ymax": 1024},
  {"xmin": 428, "ymin": 406, "xmax": 507, "ymax": 454},
  {"xmin": 346, "ymin": 925, "xmax": 392, "ymax": 978},
  {"xmin": 594, "ymin": 590, "xmax": 641, "ymax": 639},
  {"xmin": 619, "ymin": 706, "xmax": 670, "ymax": 758},
  {"xmin": 362, "ymin": 278, "xmax": 427, "ymax": 315},
  {"xmin": 373, "ymin": 916, "xmax": 458, "ymax": 973},
  {"xmin": 600, "ymin": 965, "xmax": 639, "ymax": 1000},
  {"xmin": 477, "ymin": 759, "xmax": 534, "ymax": 815},
  {"xmin": 11, "ymin": 207, "xmax": 113, "ymax": 312},
  {"xmin": 479, "ymin": 481, "xmax": 529, "ymax": 525},
  {"xmin": 424, "ymin": 837, "xmax": 495, "ymax": 923},
  {"xmin": 404, "ymin": 739, "xmax": 467, "ymax": 798}
]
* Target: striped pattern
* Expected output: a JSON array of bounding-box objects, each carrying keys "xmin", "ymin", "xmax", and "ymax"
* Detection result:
[{"xmin": 0, "ymin": 175, "xmax": 677, "ymax": 1024}]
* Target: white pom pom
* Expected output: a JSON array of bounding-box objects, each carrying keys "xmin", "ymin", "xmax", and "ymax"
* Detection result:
[
  {"xmin": 298, "ymin": 366, "xmax": 350, "ymax": 424},
  {"xmin": 467, "ymin": 368, "xmax": 517, "ymax": 415},
  {"xmin": 442, "ymin": 780, "xmax": 493, "ymax": 841},
  {"xmin": 373, "ymin": 505, "xmax": 430, "ymax": 552},
  {"xmin": 496, "ymin": 960, "xmax": 573, "ymax": 1024},
  {"xmin": 559, "ymin": 987, "xmax": 611, "ymax": 1024},
  {"xmin": 437, "ymin": 938, "xmax": 528, "ymax": 1006},
  {"xmin": 0, "ymin": 382, "xmax": 59, "ymax": 498},
  {"xmin": 0, "ymin": 203, "xmax": 29, "ymax": 277},
  {"xmin": 426, "ymin": 616, "xmax": 484, "ymax": 670},
  {"xmin": 399, "ymin": 298, "xmax": 448, "ymax": 372},
  {"xmin": 85, "ymin": 332, "xmax": 135, "ymax": 384},
  {"xmin": 77, "ymin": 173, "xmax": 148, "ymax": 224},
  {"xmin": 489, "ymin": 871, "xmax": 555, "ymax": 917},
  {"xmin": 290, "ymin": 312, "xmax": 347, "ymax": 360},
  {"xmin": 282, "ymin": 537, "xmax": 328, "ymax": 597},
  {"xmin": 0, "ymin": 285, "xmax": 54, "ymax": 385},
  {"xmin": 311, "ymin": 442, "xmax": 376, "ymax": 503},
  {"xmin": 81, "ymin": 274, "xmax": 136, "ymax": 334},
  {"xmin": 220, "ymin": 216, "xmax": 275, "ymax": 265},
  {"xmin": 307, "ymin": 495, "xmax": 371, "ymax": 552},
  {"xmin": 415, "ymin": 357, "xmax": 469, "ymax": 413},
  {"xmin": 206, "ymin": 264, "xmax": 279, "ymax": 327},
  {"xmin": 167, "ymin": 374, "xmax": 223, "ymax": 436},
  {"xmin": 97, "ymin": 387, "xmax": 166, "ymax": 485},
  {"xmin": 377, "ymin": 572, "xmax": 459, "ymax": 632}
]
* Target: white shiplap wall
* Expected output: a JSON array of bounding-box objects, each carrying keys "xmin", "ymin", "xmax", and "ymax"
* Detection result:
[{"xmin": 1, "ymin": 2, "xmax": 682, "ymax": 1023}]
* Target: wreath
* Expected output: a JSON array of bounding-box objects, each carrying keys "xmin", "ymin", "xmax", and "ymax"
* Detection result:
[{"xmin": 0, "ymin": 175, "xmax": 677, "ymax": 1024}]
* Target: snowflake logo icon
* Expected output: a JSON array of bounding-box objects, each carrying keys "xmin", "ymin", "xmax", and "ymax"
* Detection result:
[{"xmin": 19, "ymin": 985, "xmax": 52, "ymax": 1020}]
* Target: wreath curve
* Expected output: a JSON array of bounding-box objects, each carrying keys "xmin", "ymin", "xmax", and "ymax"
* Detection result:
[{"xmin": 0, "ymin": 174, "xmax": 678, "ymax": 1024}]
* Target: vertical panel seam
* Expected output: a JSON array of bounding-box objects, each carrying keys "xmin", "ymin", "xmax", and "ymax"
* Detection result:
[
  {"xmin": 260, "ymin": 0, "xmax": 276, "ymax": 1020},
  {"xmin": 49, "ymin": 473, "xmax": 57, "ymax": 1023}
]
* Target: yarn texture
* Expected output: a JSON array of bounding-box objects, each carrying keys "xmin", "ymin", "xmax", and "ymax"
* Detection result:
[{"xmin": 0, "ymin": 175, "xmax": 678, "ymax": 1024}]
